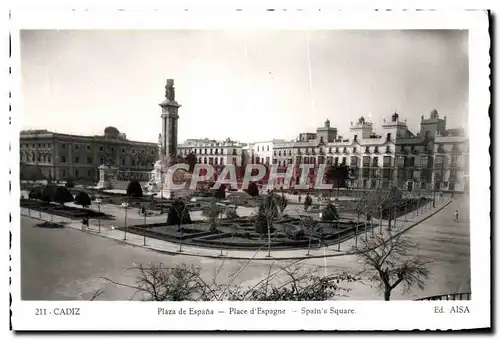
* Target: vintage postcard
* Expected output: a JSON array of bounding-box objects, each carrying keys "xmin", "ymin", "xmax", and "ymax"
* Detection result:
[{"xmin": 8, "ymin": 8, "xmax": 490, "ymax": 331}]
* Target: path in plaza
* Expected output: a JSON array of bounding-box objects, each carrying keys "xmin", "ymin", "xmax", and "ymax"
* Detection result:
[{"xmin": 20, "ymin": 195, "xmax": 469, "ymax": 301}]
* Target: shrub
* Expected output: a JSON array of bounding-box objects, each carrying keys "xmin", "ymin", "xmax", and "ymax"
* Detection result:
[
  {"xmin": 127, "ymin": 180, "xmax": 143, "ymax": 198},
  {"xmin": 74, "ymin": 191, "xmax": 91, "ymax": 209},
  {"xmin": 322, "ymin": 203, "xmax": 339, "ymax": 221},
  {"xmin": 214, "ymin": 185, "xmax": 226, "ymax": 200},
  {"xmin": 226, "ymin": 209, "xmax": 239, "ymax": 220},
  {"xmin": 28, "ymin": 188, "xmax": 42, "ymax": 200},
  {"xmin": 65, "ymin": 179, "xmax": 75, "ymax": 188},
  {"xmin": 41, "ymin": 185, "xmax": 57, "ymax": 203},
  {"xmin": 166, "ymin": 199, "xmax": 192, "ymax": 226},
  {"xmin": 53, "ymin": 186, "xmax": 74, "ymax": 205},
  {"xmin": 304, "ymin": 194, "xmax": 313, "ymax": 211},
  {"xmin": 246, "ymin": 182, "xmax": 259, "ymax": 197}
]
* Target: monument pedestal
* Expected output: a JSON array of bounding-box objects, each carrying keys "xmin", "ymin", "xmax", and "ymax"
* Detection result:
[{"xmin": 97, "ymin": 165, "xmax": 118, "ymax": 190}]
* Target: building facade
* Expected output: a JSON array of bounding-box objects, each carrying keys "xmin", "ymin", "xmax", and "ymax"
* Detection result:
[
  {"xmin": 243, "ymin": 139, "xmax": 286, "ymax": 167},
  {"xmin": 271, "ymin": 109, "xmax": 469, "ymax": 192},
  {"xmin": 20, "ymin": 127, "xmax": 157, "ymax": 182},
  {"xmin": 177, "ymin": 138, "xmax": 247, "ymax": 167}
]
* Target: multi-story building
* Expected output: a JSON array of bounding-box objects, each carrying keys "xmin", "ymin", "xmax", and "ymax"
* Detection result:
[
  {"xmin": 271, "ymin": 109, "xmax": 469, "ymax": 192},
  {"xmin": 243, "ymin": 139, "xmax": 286, "ymax": 167},
  {"xmin": 20, "ymin": 127, "xmax": 157, "ymax": 182},
  {"xmin": 177, "ymin": 137, "xmax": 247, "ymax": 167}
]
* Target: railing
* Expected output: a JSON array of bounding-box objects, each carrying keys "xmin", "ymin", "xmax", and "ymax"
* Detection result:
[{"xmin": 415, "ymin": 292, "xmax": 471, "ymax": 301}]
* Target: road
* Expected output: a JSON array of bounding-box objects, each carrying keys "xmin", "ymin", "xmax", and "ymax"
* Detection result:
[{"xmin": 20, "ymin": 196, "xmax": 470, "ymax": 301}]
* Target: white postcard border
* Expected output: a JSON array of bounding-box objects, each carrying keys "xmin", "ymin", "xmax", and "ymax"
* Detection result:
[{"xmin": 8, "ymin": 9, "xmax": 490, "ymax": 331}]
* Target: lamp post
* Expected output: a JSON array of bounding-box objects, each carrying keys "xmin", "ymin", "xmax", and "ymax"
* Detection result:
[
  {"xmin": 143, "ymin": 202, "xmax": 148, "ymax": 246},
  {"xmin": 122, "ymin": 202, "xmax": 129, "ymax": 240},
  {"xmin": 432, "ymin": 183, "xmax": 437, "ymax": 208},
  {"xmin": 95, "ymin": 198, "xmax": 102, "ymax": 233},
  {"xmin": 218, "ymin": 212, "xmax": 224, "ymax": 257}
]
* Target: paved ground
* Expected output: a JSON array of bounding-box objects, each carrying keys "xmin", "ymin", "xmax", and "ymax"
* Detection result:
[{"xmin": 20, "ymin": 195, "xmax": 469, "ymax": 301}]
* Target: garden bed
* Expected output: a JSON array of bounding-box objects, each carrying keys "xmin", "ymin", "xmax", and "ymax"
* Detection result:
[{"xmin": 21, "ymin": 199, "xmax": 114, "ymax": 220}]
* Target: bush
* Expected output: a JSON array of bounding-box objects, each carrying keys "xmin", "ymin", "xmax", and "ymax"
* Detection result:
[
  {"xmin": 127, "ymin": 180, "xmax": 143, "ymax": 198},
  {"xmin": 53, "ymin": 186, "xmax": 74, "ymax": 205},
  {"xmin": 41, "ymin": 185, "xmax": 57, "ymax": 203},
  {"xmin": 246, "ymin": 182, "xmax": 259, "ymax": 197},
  {"xmin": 166, "ymin": 199, "xmax": 192, "ymax": 226},
  {"xmin": 226, "ymin": 209, "xmax": 239, "ymax": 220},
  {"xmin": 322, "ymin": 203, "xmax": 339, "ymax": 221},
  {"xmin": 65, "ymin": 179, "xmax": 75, "ymax": 188},
  {"xmin": 28, "ymin": 188, "xmax": 42, "ymax": 200},
  {"xmin": 74, "ymin": 191, "xmax": 91, "ymax": 208},
  {"xmin": 214, "ymin": 185, "xmax": 226, "ymax": 200},
  {"xmin": 304, "ymin": 194, "xmax": 313, "ymax": 211}
]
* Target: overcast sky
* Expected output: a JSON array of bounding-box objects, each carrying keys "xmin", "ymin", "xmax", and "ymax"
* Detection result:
[{"xmin": 20, "ymin": 30, "xmax": 468, "ymax": 143}]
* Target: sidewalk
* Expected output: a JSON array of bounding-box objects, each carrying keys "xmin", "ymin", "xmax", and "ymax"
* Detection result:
[{"xmin": 21, "ymin": 197, "xmax": 452, "ymax": 261}]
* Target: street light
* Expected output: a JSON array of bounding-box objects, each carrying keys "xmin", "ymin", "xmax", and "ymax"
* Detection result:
[
  {"xmin": 122, "ymin": 202, "xmax": 129, "ymax": 240},
  {"xmin": 95, "ymin": 198, "xmax": 102, "ymax": 233},
  {"xmin": 143, "ymin": 203, "xmax": 147, "ymax": 246}
]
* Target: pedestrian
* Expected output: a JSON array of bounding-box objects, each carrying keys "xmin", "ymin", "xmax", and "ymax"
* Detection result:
[
  {"xmin": 298, "ymin": 194, "xmax": 302, "ymax": 204},
  {"xmin": 454, "ymin": 210, "xmax": 459, "ymax": 221}
]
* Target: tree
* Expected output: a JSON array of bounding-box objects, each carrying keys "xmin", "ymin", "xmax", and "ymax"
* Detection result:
[
  {"xmin": 101, "ymin": 262, "xmax": 359, "ymax": 301},
  {"xmin": 254, "ymin": 193, "xmax": 284, "ymax": 257},
  {"xmin": 214, "ymin": 185, "xmax": 226, "ymax": 200},
  {"xmin": 301, "ymin": 215, "xmax": 317, "ymax": 256},
  {"xmin": 246, "ymin": 182, "xmax": 260, "ymax": 197},
  {"xmin": 65, "ymin": 178, "xmax": 75, "ymax": 188},
  {"xmin": 166, "ymin": 199, "xmax": 192, "ymax": 228},
  {"xmin": 53, "ymin": 186, "xmax": 74, "ymax": 205},
  {"xmin": 321, "ymin": 203, "xmax": 339, "ymax": 221},
  {"xmin": 127, "ymin": 180, "xmax": 143, "ymax": 198},
  {"xmin": 185, "ymin": 153, "xmax": 197, "ymax": 173},
  {"xmin": 355, "ymin": 233, "xmax": 430, "ymax": 301},
  {"xmin": 202, "ymin": 201, "xmax": 224, "ymax": 232},
  {"xmin": 325, "ymin": 165, "xmax": 349, "ymax": 196},
  {"xmin": 303, "ymin": 193, "xmax": 312, "ymax": 211},
  {"xmin": 74, "ymin": 191, "xmax": 91, "ymax": 209}
]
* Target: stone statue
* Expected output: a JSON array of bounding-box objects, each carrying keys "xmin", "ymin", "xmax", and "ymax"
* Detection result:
[
  {"xmin": 165, "ymin": 79, "xmax": 175, "ymax": 101},
  {"xmin": 158, "ymin": 133, "xmax": 163, "ymax": 147}
]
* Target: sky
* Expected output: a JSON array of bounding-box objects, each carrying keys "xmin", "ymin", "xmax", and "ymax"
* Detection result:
[{"xmin": 20, "ymin": 30, "xmax": 468, "ymax": 143}]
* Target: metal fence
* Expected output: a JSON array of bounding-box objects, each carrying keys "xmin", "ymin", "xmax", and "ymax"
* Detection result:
[{"xmin": 416, "ymin": 292, "xmax": 471, "ymax": 301}]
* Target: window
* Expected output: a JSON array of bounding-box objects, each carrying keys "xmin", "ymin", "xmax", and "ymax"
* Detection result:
[
  {"xmin": 435, "ymin": 156, "xmax": 444, "ymax": 166},
  {"xmin": 383, "ymin": 156, "xmax": 391, "ymax": 166},
  {"xmin": 386, "ymin": 146, "xmax": 391, "ymax": 153},
  {"xmin": 257, "ymin": 146, "xmax": 260, "ymax": 152},
  {"xmin": 266, "ymin": 157, "xmax": 270, "ymax": 164},
  {"xmin": 334, "ymin": 157, "xmax": 339, "ymax": 165},
  {"xmin": 61, "ymin": 156, "xmax": 66, "ymax": 163},
  {"xmin": 451, "ymin": 155, "xmax": 458, "ymax": 166},
  {"xmin": 87, "ymin": 145, "xmax": 92, "ymax": 150},
  {"xmin": 421, "ymin": 156, "xmax": 428, "ymax": 168},
  {"xmin": 342, "ymin": 157, "xmax": 347, "ymax": 165},
  {"xmin": 354, "ymin": 135, "xmax": 358, "ymax": 142},
  {"xmin": 320, "ymin": 136, "xmax": 324, "ymax": 143},
  {"xmin": 100, "ymin": 146, "xmax": 103, "ymax": 151},
  {"xmin": 48, "ymin": 155, "xmax": 51, "ymax": 163},
  {"xmin": 267, "ymin": 146, "xmax": 269, "ymax": 151},
  {"xmin": 121, "ymin": 159, "xmax": 125, "ymax": 166},
  {"xmin": 75, "ymin": 169, "xmax": 79, "ymax": 178},
  {"xmin": 61, "ymin": 144, "xmax": 66, "ymax": 149},
  {"xmin": 386, "ymin": 133, "xmax": 392, "ymax": 141},
  {"xmin": 362, "ymin": 156, "xmax": 370, "ymax": 167},
  {"xmin": 343, "ymin": 147, "xmax": 347, "ymax": 153},
  {"xmin": 75, "ymin": 156, "xmax": 80, "ymax": 164},
  {"xmin": 87, "ymin": 157, "xmax": 92, "ymax": 164},
  {"xmin": 75, "ymin": 144, "xmax": 79, "ymax": 149},
  {"xmin": 278, "ymin": 151, "xmax": 282, "ymax": 156},
  {"xmin": 87, "ymin": 170, "xmax": 91, "ymax": 177},
  {"xmin": 132, "ymin": 160, "xmax": 135, "ymax": 166},
  {"xmin": 353, "ymin": 147, "xmax": 357, "ymax": 154},
  {"xmin": 374, "ymin": 146, "xmax": 379, "ymax": 153},
  {"xmin": 122, "ymin": 148, "xmax": 126, "ymax": 153}
]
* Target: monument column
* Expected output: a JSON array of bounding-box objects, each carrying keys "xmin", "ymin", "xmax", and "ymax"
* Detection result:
[{"xmin": 159, "ymin": 79, "xmax": 181, "ymax": 164}]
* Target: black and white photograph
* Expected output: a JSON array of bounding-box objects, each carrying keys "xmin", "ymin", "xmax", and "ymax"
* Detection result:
[{"xmin": 9, "ymin": 8, "xmax": 490, "ymax": 331}]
